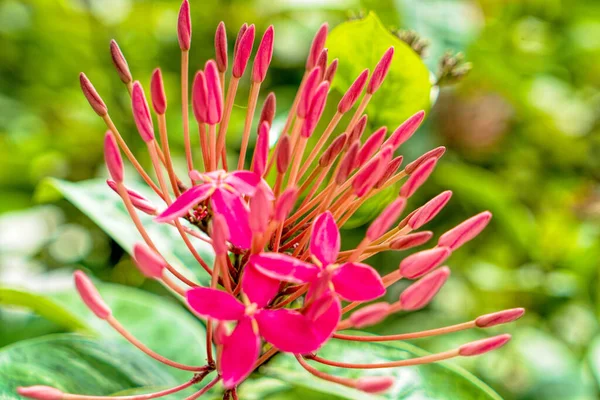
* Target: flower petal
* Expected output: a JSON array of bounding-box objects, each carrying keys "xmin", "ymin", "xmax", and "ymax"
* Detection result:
[
  {"xmin": 310, "ymin": 211, "xmax": 340, "ymax": 266},
  {"xmin": 155, "ymin": 185, "xmax": 212, "ymax": 222},
  {"xmin": 250, "ymin": 253, "xmax": 319, "ymax": 284},
  {"xmin": 220, "ymin": 317, "xmax": 261, "ymax": 389},
  {"xmin": 332, "ymin": 262, "xmax": 385, "ymax": 302},
  {"xmin": 256, "ymin": 309, "xmax": 323, "ymax": 354},
  {"xmin": 186, "ymin": 287, "xmax": 245, "ymax": 321},
  {"xmin": 242, "ymin": 264, "xmax": 280, "ymax": 308},
  {"xmin": 225, "ymin": 170, "xmax": 261, "ymax": 196},
  {"xmin": 211, "ymin": 188, "xmax": 252, "ymax": 249},
  {"xmin": 305, "ymin": 291, "xmax": 341, "ymax": 343}
]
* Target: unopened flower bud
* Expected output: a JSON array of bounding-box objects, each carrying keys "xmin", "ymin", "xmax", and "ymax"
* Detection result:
[
  {"xmin": 408, "ymin": 191, "xmax": 452, "ymax": 229},
  {"xmin": 211, "ymin": 214, "xmax": 230, "ymax": 256},
  {"xmin": 438, "ymin": 211, "xmax": 492, "ymax": 250},
  {"xmin": 400, "ymin": 157, "xmax": 437, "ymax": 198},
  {"xmin": 374, "ymin": 155, "xmax": 403, "ymax": 189},
  {"xmin": 133, "ymin": 243, "xmax": 167, "ymax": 279},
  {"xmin": 275, "ymin": 188, "xmax": 298, "ymax": 221},
  {"xmin": 389, "ymin": 231, "xmax": 433, "ymax": 250},
  {"xmin": 399, "ymin": 246, "xmax": 451, "ymax": 279},
  {"xmin": 384, "ymin": 110, "xmax": 425, "ymax": 150},
  {"xmin": 459, "ymin": 334, "xmax": 511, "ymax": 357},
  {"xmin": 357, "ymin": 127, "xmax": 387, "ymax": 166},
  {"xmin": 17, "ymin": 386, "xmax": 64, "ymax": 400},
  {"xmin": 104, "ymin": 132, "xmax": 123, "ymax": 183},
  {"xmin": 302, "ymin": 81, "xmax": 329, "ymax": 138},
  {"xmin": 349, "ymin": 302, "xmax": 391, "ymax": 328},
  {"xmin": 215, "ymin": 22, "xmax": 228, "ymax": 73},
  {"xmin": 324, "ymin": 58, "xmax": 338, "ymax": 84},
  {"xmin": 250, "ymin": 184, "xmax": 273, "ymax": 234},
  {"xmin": 336, "ymin": 141, "xmax": 360, "ymax": 184},
  {"xmin": 276, "ymin": 135, "xmax": 291, "ymax": 174},
  {"xmin": 79, "ymin": 73, "xmax": 107, "ymax": 116},
  {"xmin": 233, "ymin": 24, "xmax": 255, "ymax": 78},
  {"xmin": 131, "ymin": 81, "xmax": 155, "ymax": 142},
  {"xmin": 476, "ymin": 308, "xmax": 525, "ymax": 328},
  {"xmin": 177, "ymin": 0, "xmax": 191, "ymax": 51},
  {"xmin": 109, "ymin": 40, "xmax": 132, "ymax": 84},
  {"xmin": 367, "ymin": 47, "xmax": 394, "ymax": 94},
  {"xmin": 259, "ymin": 92, "xmax": 276, "ymax": 127},
  {"xmin": 400, "ymin": 267, "xmax": 450, "ymax": 310},
  {"xmin": 205, "ymin": 60, "xmax": 223, "ymax": 124},
  {"xmin": 306, "ymin": 23, "xmax": 328, "ymax": 70},
  {"xmin": 404, "ymin": 146, "xmax": 445, "ymax": 174},
  {"xmin": 367, "ymin": 197, "xmax": 407, "ymax": 240},
  {"xmin": 192, "ymin": 70, "xmax": 208, "ymax": 123},
  {"xmin": 74, "ymin": 270, "xmax": 111, "ymax": 320},
  {"xmin": 319, "ymin": 133, "xmax": 347, "ymax": 167},
  {"xmin": 253, "ymin": 122, "xmax": 269, "ymax": 177},
  {"xmin": 338, "ymin": 69, "xmax": 369, "ymax": 114},
  {"xmin": 150, "ymin": 68, "xmax": 167, "ymax": 114},
  {"xmin": 252, "ymin": 26, "xmax": 274, "ymax": 83},
  {"xmin": 297, "ymin": 67, "xmax": 321, "ymax": 119},
  {"xmin": 355, "ymin": 376, "xmax": 395, "ymax": 394},
  {"xmin": 348, "ymin": 114, "xmax": 368, "ymax": 143}
]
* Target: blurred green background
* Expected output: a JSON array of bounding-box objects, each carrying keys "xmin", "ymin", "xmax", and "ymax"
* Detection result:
[{"xmin": 1, "ymin": 0, "xmax": 600, "ymax": 399}]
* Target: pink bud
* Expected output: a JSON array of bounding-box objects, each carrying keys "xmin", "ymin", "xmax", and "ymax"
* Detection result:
[
  {"xmin": 104, "ymin": 132, "xmax": 123, "ymax": 183},
  {"xmin": 319, "ymin": 133, "xmax": 347, "ymax": 167},
  {"xmin": 297, "ymin": 67, "xmax": 321, "ymax": 119},
  {"xmin": 459, "ymin": 334, "xmax": 511, "ymax": 357},
  {"xmin": 335, "ymin": 141, "xmax": 360, "ymax": 184},
  {"xmin": 109, "ymin": 40, "xmax": 132, "ymax": 84},
  {"xmin": 177, "ymin": 0, "xmax": 191, "ymax": 51},
  {"xmin": 316, "ymin": 49, "xmax": 328, "ymax": 80},
  {"xmin": 211, "ymin": 214, "xmax": 230, "ymax": 256},
  {"xmin": 214, "ymin": 321, "xmax": 230, "ymax": 346},
  {"xmin": 192, "ymin": 70, "xmax": 208, "ymax": 123},
  {"xmin": 438, "ymin": 211, "xmax": 492, "ymax": 250},
  {"xmin": 74, "ymin": 270, "xmax": 111, "ymax": 320},
  {"xmin": 324, "ymin": 58, "xmax": 338, "ymax": 84},
  {"xmin": 349, "ymin": 302, "xmax": 391, "ymax": 328},
  {"xmin": 215, "ymin": 22, "xmax": 228, "ymax": 73},
  {"xmin": 367, "ymin": 197, "xmax": 407, "ymax": 240},
  {"xmin": 302, "ymin": 81, "xmax": 329, "ymax": 138},
  {"xmin": 276, "ymin": 135, "xmax": 291, "ymax": 174},
  {"xmin": 306, "ymin": 23, "xmax": 328, "ymax": 70},
  {"xmin": 131, "ymin": 82, "xmax": 154, "ymax": 142},
  {"xmin": 252, "ymin": 26, "xmax": 274, "ymax": 83},
  {"xmin": 374, "ymin": 155, "xmax": 403, "ymax": 189},
  {"xmin": 79, "ymin": 73, "xmax": 107, "ymax": 116},
  {"xmin": 400, "ymin": 266, "xmax": 450, "ymax": 310},
  {"xmin": 17, "ymin": 386, "xmax": 63, "ymax": 400},
  {"xmin": 106, "ymin": 180, "xmax": 157, "ymax": 215},
  {"xmin": 356, "ymin": 127, "xmax": 387, "ymax": 166},
  {"xmin": 389, "ymin": 231, "xmax": 433, "ymax": 250},
  {"xmin": 338, "ymin": 69, "xmax": 369, "ymax": 114},
  {"xmin": 133, "ymin": 243, "xmax": 167, "ymax": 279},
  {"xmin": 253, "ymin": 122, "xmax": 269, "ymax": 177},
  {"xmin": 250, "ymin": 184, "xmax": 272, "ymax": 234},
  {"xmin": 348, "ymin": 114, "xmax": 368, "ymax": 143},
  {"xmin": 205, "ymin": 60, "xmax": 223, "ymax": 124},
  {"xmin": 259, "ymin": 92, "xmax": 276, "ymax": 127},
  {"xmin": 399, "ymin": 246, "xmax": 451, "ymax": 279},
  {"xmin": 408, "ymin": 191, "xmax": 452, "ymax": 230},
  {"xmin": 397, "ymin": 209, "xmax": 418, "ymax": 230},
  {"xmin": 400, "ymin": 157, "xmax": 437, "ymax": 198},
  {"xmin": 353, "ymin": 146, "xmax": 392, "ymax": 197},
  {"xmin": 404, "ymin": 146, "xmax": 445, "ymax": 174},
  {"xmin": 367, "ymin": 47, "xmax": 394, "ymax": 94},
  {"xmin": 476, "ymin": 308, "xmax": 525, "ymax": 328},
  {"xmin": 384, "ymin": 110, "xmax": 425, "ymax": 151},
  {"xmin": 233, "ymin": 24, "xmax": 255, "ymax": 78},
  {"xmin": 233, "ymin": 23, "xmax": 248, "ymax": 59},
  {"xmin": 275, "ymin": 188, "xmax": 298, "ymax": 221},
  {"xmin": 355, "ymin": 376, "xmax": 395, "ymax": 394},
  {"xmin": 150, "ymin": 68, "xmax": 167, "ymax": 114}
]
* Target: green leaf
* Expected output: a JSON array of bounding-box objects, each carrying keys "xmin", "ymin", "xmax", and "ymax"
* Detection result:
[
  {"xmin": 38, "ymin": 178, "xmax": 214, "ymax": 286},
  {"xmin": 326, "ymin": 12, "xmax": 432, "ymax": 129},
  {"xmin": 0, "ymin": 334, "xmax": 178, "ymax": 399},
  {"xmin": 261, "ymin": 336, "xmax": 502, "ymax": 400}
]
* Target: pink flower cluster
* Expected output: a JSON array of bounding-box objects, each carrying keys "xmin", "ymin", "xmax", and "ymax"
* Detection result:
[{"xmin": 18, "ymin": 2, "xmax": 524, "ymax": 399}]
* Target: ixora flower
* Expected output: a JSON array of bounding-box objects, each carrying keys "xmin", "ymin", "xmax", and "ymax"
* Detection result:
[{"xmin": 19, "ymin": 1, "xmax": 524, "ymax": 399}]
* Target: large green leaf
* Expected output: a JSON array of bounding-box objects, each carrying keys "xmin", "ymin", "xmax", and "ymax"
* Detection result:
[
  {"xmin": 261, "ymin": 336, "xmax": 502, "ymax": 400},
  {"xmin": 326, "ymin": 12, "xmax": 432, "ymax": 129},
  {"xmin": 37, "ymin": 178, "xmax": 214, "ymax": 286},
  {"xmin": 0, "ymin": 334, "xmax": 178, "ymax": 399}
]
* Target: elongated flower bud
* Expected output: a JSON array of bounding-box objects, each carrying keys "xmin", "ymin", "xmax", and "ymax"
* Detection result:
[
  {"xmin": 356, "ymin": 376, "xmax": 395, "ymax": 394},
  {"xmin": 109, "ymin": 40, "xmax": 132, "ymax": 84},
  {"xmin": 250, "ymin": 184, "xmax": 272, "ymax": 234},
  {"xmin": 348, "ymin": 114, "xmax": 368, "ymax": 143},
  {"xmin": 400, "ymin": 267, "xmax": 450, "ymax": 310},
  {"xmin": 259, "ymin": 92, "xmax": 276, "ymax": 127},
  {"xmin": 131, "ymin": 82, "xmax": 155, "ymax": 142},
  {"xmin": 133, "ymin": 243, "xmax": 167, "ymax": 279},
  {"xmin": 211, "ymin": 214, "xmax": 230, "ymax": 256},
  {"xmin": 374, "ymin": 155, "xmax": 403, "ymax": 189},
  {"xmin": 107, "ymin": 180, "xmax": 156, "ymax": 215},
  {"xmin": 306, "ymin": 23, "xmax": 328, "ymax": 70},
  {"xmin": 338, "ymin": 69, "xmax": 369, "ymax": 114},
  {"xmin": 476, "ymin": 308, "xmax": 525, "ymax": 328},
  {"xmin": 79, "ymin": 73, "xmax": 107, "ymax": 116},
  {"xmin": 192, "ymin": 70, "xmax": 208, "ymax": 123},
  {"xmin": 276, "ymin": 135, "xmax": 291, "ymax": 174},
  {"xmin": 316, "ymin": 49, "xmax": 328, "ymax": 79},
  {"xmin": 349, "ymin": 302, "xmax": 391, "ymax": 328},
  {"xmin": 367, "ymin": 47, "xmax": 394, "ymax": 94},
  {"xmin": 104, "ymin": 132, "xmax": 123, "ymax": 183},
  {"xmin": 302, "ymin": 81, "xmax": 329, "ymax": 138},
  {"xmin": 353, "ymin": 146, "xmax": 392, "ymax": 197},
  {"xmin": 389, "ymin": 231, "xmax": 433, "ymax": 250},
  {"xmin": 324, "ymin": 58, "xmax": 338, "ymax": 84},
  {"xmin": 357, "ymin": 127, "xmax": 387, "ymax": 166},
  {"xmin": 17, "ymin": 386, "xmax": 63, "ymax": 400},
  {"xmin": 252, "ymin": 26, "xmax": 274, "ymax": 83},
  {"xmin": 150, "ymin": 68, "xmax": 167, "ymax": 114},
  {"xmin": 459, "ymin": 334, "xmax": 511, "ymax": 357},
  {"xmin": 438, "ymin": 211, "xmax": 492, "ymax": 250},
  {"xmin": 233, "ymin": 23, "xmax": 248, "ymax": 59},
  {"xmin": 319, "ymin": 133, "xmax": 347, "ymax": 167},
  {"xmin": 215, "ymin": 22, "xmax": 228, "ymax": 73},
  {"xmin": 253, "ymin": 122, "xmax": 269, "ymax": 177},
  {"xmin": 408, "ymin": 191, "xmax": 452, "ymax": 230},
  {"xmin": 205, "ymin": 60, "xmax": 223, "ymax": 124},
  {"xmin": 336, "ymin": 141, "xmax": 360, "ymax": 184},
  {"xmin": 400, "ymin": 157, "xmax": 437, "ymax": 198},
  {"xmin": 399, "ymin": 246, "xmax": 451, "ymax": 279},
  {"xmin": 384, "ymin": 110, "xmax": 425, "ymax": 150},
  {"xmin": 74, "ymin": 270, "xmax": 111, "ymax": 320},
  {"xmin": 367, "ymin": 197, "xmax": 407, "ymax": 240},
  {"xmin": 177, "ymin": 0, "xmax": 191, "ymax": 51},
  {"xmin": 297, "ymin": 67, "xmax": 321, "ymax": 119},
  {"xmin": 233, "ymin": 24, "xmax": 255, "ymax": 78},
  {"xmin": 275, "ymin": 188, "xmax": 298, "ymax": 221},
  {"xmin": 404, "ymin": 146, "xmax": 445, "ymax": 174}
]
